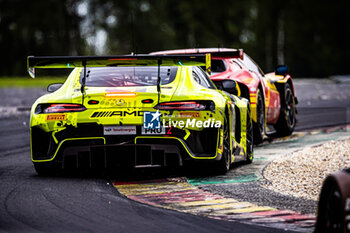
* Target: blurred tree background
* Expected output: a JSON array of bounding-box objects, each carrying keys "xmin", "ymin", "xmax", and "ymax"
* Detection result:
[{"xmin": 0, "ymin": 0, "xmax": 349, "ymax": 77}]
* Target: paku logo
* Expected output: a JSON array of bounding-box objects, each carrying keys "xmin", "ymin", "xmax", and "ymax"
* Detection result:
[{"xmin": 143, "ymin": 110, "xmax": 161, "ymax": 129}]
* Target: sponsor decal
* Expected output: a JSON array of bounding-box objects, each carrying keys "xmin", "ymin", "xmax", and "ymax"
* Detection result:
[
  {"xmin": 162, "ymin": 118, "xmax": 221, "ymax": 128},
  {"xmin": 90, "ymin": 111, "xmax": 143, "ymax": 118},
  {"xmin": 46, "ymin": 114, "xmax": 66, "ymax": 121},
  {"xmin": 143, "ymin": 111, "xmax": 221, "ymax": 129},
  {"xmin": 103, "ymin": 126, "xmax": 136, "ymax": 135},
  {"xmin": 141, "ymin": 127, "xmax": 166, "ymax": 135},
  {"xmin": 143, "ymin": 111, "xmax": 161, "ymax": 129},
  {"xmin": 179, "ymin": 111, "xmax": 200, "ymax": 118}
]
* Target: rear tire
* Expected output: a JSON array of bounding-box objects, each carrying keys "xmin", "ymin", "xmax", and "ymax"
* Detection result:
[
  {"xmin": 215, "ymin": 114, "xmax": 231, "ymax": 175},
  {"xmin": 274, "ymin": 83, "xmax": 296, "ymax": 136},
  {"xmin": 315, "ymin": 176, "xmax": 344, "ymax": 233},
  {"xmin": 245, "ymin": 106, "xmax": 254, "ymax": 163},
  {"xmin": 253, "ymin": 89, "xmax": 265, "ymax": 144}
]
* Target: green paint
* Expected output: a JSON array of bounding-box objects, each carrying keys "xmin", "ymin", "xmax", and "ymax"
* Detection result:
[
  {"xmin": 188, "ymin": 174, "xmax": 258, "ymax": 186},
  {"xmin": 254, "ymin": 156, "xmax": 268, "ymax": 161}
]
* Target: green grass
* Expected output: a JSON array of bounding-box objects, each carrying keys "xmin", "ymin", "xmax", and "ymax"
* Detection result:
[{"xmin": 0, "ymin": 77, "xmax": 67, "ymax": 87}]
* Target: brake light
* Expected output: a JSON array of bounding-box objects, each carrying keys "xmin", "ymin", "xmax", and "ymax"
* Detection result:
[
  {"xmin": 154, "ymin": 101, "xmax": 215, "ymax": 111},
  {"xmin": 105, "ymin": 92, "xmax": 136, "ymax": 97},
  {"xmin": 35, "ymin": 103, "xmax": 86, "ymax": 114}
]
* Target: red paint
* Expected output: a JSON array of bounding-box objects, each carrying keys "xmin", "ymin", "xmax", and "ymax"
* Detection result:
[
  {"xmin": 250, "ymin": 210, "xmax": 297, "ymax": 217},
  {"xmin": 251, "ymin": 217, "xmax": 286, "ymax": 223},
  {"xmin": 127, "ymin": 196, "xmax": 159, "ymax": 206},
  {"xmin": 125, "ymin": 189, "xmax": 224, "ymax": 205},
  {"xmin": 113, "ymin": 179, "xmax": 315, "ymax": 231},
  {"xmin": 278, "ymin": 214, "xmax": 316, "ymax": 222}
]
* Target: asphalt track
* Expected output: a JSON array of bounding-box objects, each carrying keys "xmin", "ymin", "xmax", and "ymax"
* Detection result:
[
  {"xmin": 0, "ymin": 78, "xmax": 349, "ymax": 233},
  {"xmin": 293, "ymin": 79, "xmax": 350, "ymax": 131},
  {"xmin": 0, "ymin": 115, "xmax": 285, "ymax": 233}
]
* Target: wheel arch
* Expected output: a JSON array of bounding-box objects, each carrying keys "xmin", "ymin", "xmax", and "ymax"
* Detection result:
[
  {"xmin": 257, "ymin": 82, "xmax": 265, "ymax": 99},
  {"xmin": 275, "ymin": 76, "xmax": 296, "ymax": 102},
  {"xmin": 224, "ymin": 102, "xmax": 232, "ymax": 151},
  {"xmin": 236, "ymin": 82, "xmax": 250, "ymax": 100},
  {"xmin": 287, "ymin": 78, "xmax": 295, "ymax": 96},
  {"xmin": 256, "ymin": 82, "xmax": 265, "ymax": 117}
]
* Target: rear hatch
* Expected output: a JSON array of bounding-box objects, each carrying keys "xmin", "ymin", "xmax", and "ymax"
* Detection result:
[{"xmin": 80, "ymin": 66, "xmax": 178, "ymax": 126}]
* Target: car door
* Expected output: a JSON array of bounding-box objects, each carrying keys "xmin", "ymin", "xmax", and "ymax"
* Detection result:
[{"xmin": 241, "ymin": 54, "xmax": 280, "ymax": 123}]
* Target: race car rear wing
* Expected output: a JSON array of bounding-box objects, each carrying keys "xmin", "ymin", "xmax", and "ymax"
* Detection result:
[
  {"xmin": 151, "ymin": 49, "xmax": 244, "ymax": 61},
  {"xmin": 210, "ymin": 50, "xmax": 244, "ymax": 60},
  {"xmin": 27, "ymin": 54, "xmax": 211, "ymax": 78}
]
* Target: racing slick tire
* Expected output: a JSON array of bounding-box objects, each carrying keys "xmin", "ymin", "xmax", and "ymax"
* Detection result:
[
  {"xmin": 245, "ymin": 106, "xmax": 254, "ymax": 164},
  {"xmin": 315, "ymin": 169, "xmax": 350, "ymax": 233},
  {"xmin": 34, "ymin": 162, "xmax": 59, "ymax": 176},
  {"xmin": 253, "ymin": 89, "xmax": 265, "ymax": 144},
  {"xmin": 274, "ymin": 83, "xmax": 296, "ymax": 137},
  {"xmin": 215, "ymin": 114, "xmax": 231, "ymax": 175}
]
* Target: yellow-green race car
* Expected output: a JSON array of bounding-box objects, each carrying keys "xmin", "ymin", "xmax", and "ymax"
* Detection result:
[{"xmin": 27, "ymin": 54, "xmax": 253, "ymax": 175}]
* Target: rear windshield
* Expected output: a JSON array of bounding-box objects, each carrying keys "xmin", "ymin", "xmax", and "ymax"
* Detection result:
[{"xmin": 81, "ymin": 66, "xmax": 178, "ymax": 87}]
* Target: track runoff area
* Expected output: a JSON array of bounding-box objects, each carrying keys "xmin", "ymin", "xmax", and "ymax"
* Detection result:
[
  {"xmin": 112, "ymin": 124, "xmax": 350, "ymax": 232},
  {"xmin": 112, "ymin": 76, "xmax": 350, "ymax": 232},
  {"xmin": 114, "ymin": 177, "xmax": 315, "ymax": 232}
]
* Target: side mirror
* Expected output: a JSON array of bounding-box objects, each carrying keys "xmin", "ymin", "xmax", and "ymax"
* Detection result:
[
  {"xmin": 47, "ymin": 83, "xmax": 63, "ymax": 93},
  {"xmin": 275, "ymin": 65, "xmax": 288, "ymax": 76},
  {"xmin": 220, "ymin": 80, "xmax": 238, "ymax": 96}
]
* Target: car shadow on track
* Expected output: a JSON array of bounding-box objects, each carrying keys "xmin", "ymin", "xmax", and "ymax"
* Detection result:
[{"xmin": 31, "ymin": 161, "xmax": 250, "ymax": 183}]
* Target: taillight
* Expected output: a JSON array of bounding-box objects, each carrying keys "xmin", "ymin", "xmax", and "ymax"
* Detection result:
[
  {"xmin": 154, "ymin": 101, "xmax": 215, "ymax": 111},
  {"xmin": 142, "ymin": 99, "xmax": 154, "ymax": 104},
  {"xmin": 35, "ymin": 103, "xmax": 86, "ymax": 114}
]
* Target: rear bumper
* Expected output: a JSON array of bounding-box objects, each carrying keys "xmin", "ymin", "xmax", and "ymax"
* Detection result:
[
  {"xmin": 60, "ymin": 143, "xmax": 183, "ymax": 169},
  {"xmin": 31, "ymin": 125, "xmax": 221, "ymax": 168}
]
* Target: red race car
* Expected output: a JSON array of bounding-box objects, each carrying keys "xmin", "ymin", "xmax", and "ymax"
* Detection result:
[{"xmin": 152, "ymin": 48, "xmax": 297, "ymax": 144}]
